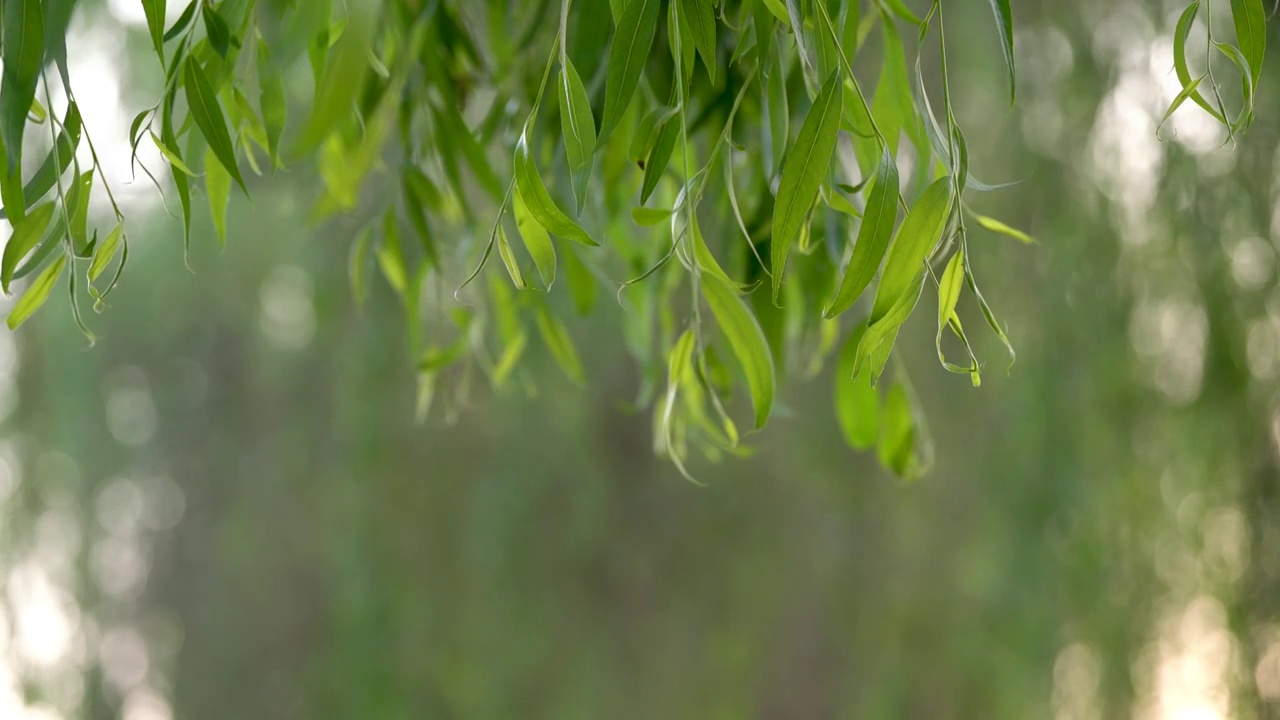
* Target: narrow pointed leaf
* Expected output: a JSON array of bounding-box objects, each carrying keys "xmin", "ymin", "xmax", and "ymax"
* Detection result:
[
  {"xmin": 513, "ymin": 190, "xmax": 557, "ymax": 288},
  {"xmin": 7, "ymin": 253, "xmax": 65, "ymax": 330},
  {"xmin": 558, "ymin": 59, "xmax": 597, "ymax": 211},
  {"xmin": 1, "ymin": 0, "xmax": 44, "ymax": 174},
  {"xmin": 1230, "ymin": 0, "xmax": 1265, "ymax": 88},
  {"xmin": 702, "ymin": 274, "xmax": 776, "ymax": 429},
  {"xmin": 514, "ymin": 130, "xmax": 596, "ymax": 246},
  {"xmin": 772, "ymin": 69, "xmax": 843, "ymax": 300},
  {"xmin": 2, "ymin": 201, "xmax": 55, "ymax": 293},
  {"xmin": 986, "ymin": 0, "xmax": 1016, "ymax": 104},
  {"xmin": 184, "ymin": 59, "xmax": 248, "ymax": 194},
  {"xmin": 869, "ymin": 176, "xmax": 953, "ymax": 323},
  {"xmin": 601, "ymin": 0, "xmax": 662, "ymax": 144},
  {"xmin": 826, "ymin": 148, "xmax": 899, "ymax": 317},
  {"xmin": 205, "ymin": 146, "xmax": 231, "ymax": 247}
]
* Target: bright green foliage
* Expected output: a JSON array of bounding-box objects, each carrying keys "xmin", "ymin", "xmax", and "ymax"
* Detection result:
[{"xmin": 0, "ymin": 0, "xmax": 1265, "ymax": 479}]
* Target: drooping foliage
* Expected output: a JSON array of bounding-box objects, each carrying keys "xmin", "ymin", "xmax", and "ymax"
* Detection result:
[{"xmin": 0, "ymin": 0, "xmax": 1266, "ymax": 478}]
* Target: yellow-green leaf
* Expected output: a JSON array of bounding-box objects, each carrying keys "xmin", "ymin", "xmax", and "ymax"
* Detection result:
[
  {"xmin": 7, "ymin": 253, "xmax": 65, "ymax": 330},
  {"xmin": 513, "ymin": 190, "xmax": 557, "ymax": 288},
  {"xmin": 826, "ymin": 148, "xmax": 899, "ymax": 318},
  {"xmin": 513, "ymin": 129, "xmax": 596, "ymax": 246},
  {"xmin": 702, "ymin": 273, "xmax": 776, "ymax": 429}
]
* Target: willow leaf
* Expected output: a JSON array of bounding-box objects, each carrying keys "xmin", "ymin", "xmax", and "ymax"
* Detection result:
[
  {"xmin": 514, "ymin": 130, "xmax": 596, "ymax": 246},
  {"xmin": 88, "ymin": 223, "xmax": 124, "ymax": 284},
  {"xmin": 679, "ymin": 0, "xmax": 717, "ymax": 83},
  {"xmin": 986, "ymin": 0, "xmax": 1016, "ymax": 104},
  {"xmin": 971, "ymin": 211, "xmax": 1034, "ymax": 244},
  {"xmin": 1230, "ymin": 0, "xmax": 1265, "ymax": 88},
  {"xmin": 514, "ymin": 190, "xmax": 557, "ymax": 288},
  {"xmin": 1172, "ymin": 2, "xmax": 1226, "ymax": 124},
  {"xmin": 496, "ymin": 225, "xmax": 528, "ymax": 289},
  {"xmin": 869, "ymin": 176, "xmax": 953, "ymax": 324},
  {"xmin": 257, "ymin": 38, "xmax": 287, "ymax": 168},
  {"xmin": 835, "ymin": 323, "xmax": 879, "ymax": 449},
  {"xmin": 558, "ymin": 59, "xmax": 597, "ymax": 212},
  {"xmin": 703, "ymin": 274, "xmax": 776, "ymax": 429},
  {"xmin": 7, "ymin": 253, "xmax": 65, "ymax": 330},
  {"xmin": 142, "ymin": 0, "xmax": 166, "ymax": 61},
  {"xmin": 205, "ymin": 146, "xmax": 231, "ymax": 247},
  {"xmin": 826, "ymin": 148, "xmax": 899, "ymax": 318},
  {"xmin": 601, "ymin": 0, "xmax": 662, "ymax": 144},
  {"xmin": 1, "ymin": 0, "xmax": 44, "ymax": 175},
  {"xmin": 1, "ymin": 201, "xmax": 55, "ymax": 293},
  {"xmin": 536, "ymin": 303, "xmax": 586, "ymax": 385},
  {"xmin": 184, "ymin": 60, "xmax": 248, "ymax": 194},
  {"xmin": 771, "ymin": 69, "xmax": 843, "ymax": 301}
]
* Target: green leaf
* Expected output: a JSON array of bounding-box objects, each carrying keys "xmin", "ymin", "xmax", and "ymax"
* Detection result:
[
  {"xmin": 558, "ymin": 59, "xmax": 597, "ymax": 212},
  {"xmin": 535, "ymin": 303, "xmax": 586, "ymax": 384},
  {"xmin": 835, "ymin": 324, "xmax": 878, "ymax": 449},
  {"xmin": 88, "ymin": 222, "xmax": 124, "ymax": 284},
  {"xmin": 348, "ymin": 226, "xmax": 373, "ymax": 307},
  {"xmin": 202, "ymin": 3, "xmax": 232, "ymax": 57},
  {"xmin": 641, "ymin": 110, "xmax": 680, "ymax": 204},
  {"xmin": 205, "ymin": 146, "xmax": 231, "ymax": 247},
  {"xmin": 256, "ymin": 38, "xmax": 287, "ymax": 168},
  {"xmin": 1, "ymin": 0, "xmax": 44, "ymax": 175},
  {"xmin": 161, "ymin": 88, "xmax": 193, "ymax": 257},
  {"xmin": 986, "ymin": 0, "xmax": 1016, "ymax": 104},
  {"xmin": 513, "ymin": 190, "xmax": 557, "ymax": 289},
  {"xmin": 513, "ymin": 128, "xmax": 596, "ymax": 246},
  {"xmin": 142, "ymin": 0, "xmax": 166, "ymax": 61},
  {"xmin": 1172, "ymin": 2, "xmax": 1226, "ymax": 124},
  {"xmin": 293, "ymin": 0, "xmax": 378, "ymax": 155},
  {"xmin": 692, "ymin": 213, "xmax": 751, "ymax": 292},
  {"xmin": 878, "ymin": 382, "xmax": 920, "ymax": 479},
  {"xmin": 563, "ymin": 245, "xmax": 598, "ymax": 315},
  {"xmin": 869, "ymin": 176, "xmax": 953, "ymax": 325},
  {"xmin": 184, "ymin": 59, "xmax": 248, "ymax": 194},
  {"xmin": 826, "ymin": 148, "xmax": 899, "ymax": 318},
  {"xmin": 702, "ymin": 274, "xmax": 776, "ymax": 429},
  {"xmin": 150, "ymin": 131, "xmax": 197, "ymax": 176},
  {"xmin": 771, "ymin": 68, "xmax": 843, "ymax": 301},
  {"xmin": 6, "ymin": 253, "xmax": 65, "ymax": 330},
  {"xmin": 937, "ymin": 250, "xmax": 964, "ymax": 325},
  {"xmin": 758, "ymin": 0, "xmax": 790, "ymax": 25},
  {"xmin": 2, "ymin": 201, "xmax": 55, "ymax": 293},
  {"xmin": 632, "ymin": 206, "xmax": 675, "ymax": 226},
  {"xmin": 882, "ymin": 0, "xmax": 922, "ymax": 26},
  {"xmin": 970, "ymin": 211, "xmax": 1034, "ymax": 244},
  {"xmin": 67, "ymin": 169, "xmax": 92, "ymax": 250},
  {"xmin": 678, "ymin": 0, "xmax": 718, "ymax": 83},
  {"xmin": 496, "ymin": 224, "xmax": 528, "ymax": 289},
  {"xmin": 163, "ymin": 1, "xmax": 196, "ymax": 42},
  {"xmin": 600, "ymin": 0, "xmax": 662, "ymax": 144},
  {"xmin": 1230, "ymin": 0, "xmax": 1266, "ymax": 88},
  {"xmin": 376, "ymin": 211, "xmax": 408, "ymax": 299}
]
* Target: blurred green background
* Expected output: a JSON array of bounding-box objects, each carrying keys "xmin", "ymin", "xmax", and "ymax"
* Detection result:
[{"xmin": 3, "ymin": 0, "xmax": 1280, "ymax": 718}]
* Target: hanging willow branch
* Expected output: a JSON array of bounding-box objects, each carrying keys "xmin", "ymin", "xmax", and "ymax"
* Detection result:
[{"xmin": 0, "ymin": 0, "xmax": 1267, "ymax": 479}]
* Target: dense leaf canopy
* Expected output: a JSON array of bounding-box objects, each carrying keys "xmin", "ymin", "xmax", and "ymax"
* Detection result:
[{"xmin": 0, "ymin": 0, "xmax": 1266, "ymax": 478}]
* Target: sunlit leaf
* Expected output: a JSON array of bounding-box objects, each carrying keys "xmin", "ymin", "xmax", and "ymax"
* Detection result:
[
  {"xmin": 1, "ymin": 200, "xmax": 55, "ymax": 293},
  {"xmin": 6, "ymin": 253, "xmax": 65, "ymax": 330}
]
